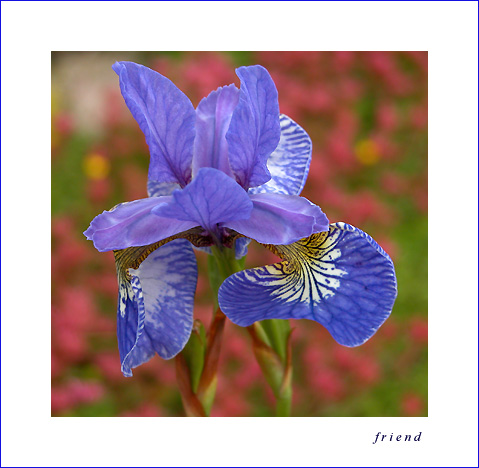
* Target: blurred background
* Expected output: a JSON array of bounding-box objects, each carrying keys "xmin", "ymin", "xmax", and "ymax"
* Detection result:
[{"xmin": 51, "ymin": 51, "xmax": 427, "ymax": 417}]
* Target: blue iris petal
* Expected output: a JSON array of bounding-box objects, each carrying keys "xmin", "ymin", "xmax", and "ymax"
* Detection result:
[
  {"xmin": 218, "ymin": 223, "xmax": 397, "ymax": 347},
  {"xmin": 118, "ymin": 239, "xmax": 198, "ymax": 377},
  {"xmin": 84, "ymin": 197, "xmax": 198, "ymax": 252},
  {"xmin": 117, "ymin": 274, "xmax": 152, "ymax": 378},
  {"xmin": 234, "ymin": 237, "xmax": 251, "ymax": 259},
  {"xmin": 192, "ymin": 84, "xmax": 239, "ymax": 178},
  {"xmin": 113, "ymin": 61, "xmax": 196, "ymax": 186},
  {"xmin": 226, "ymin": 65, "xmax": 281, "ymax": 189},
  {"xmin": 249, "ymin": 114, "xmax": 312, "ymax": 196},
  {"xmin": 225, "ymin": 192, "xmax": 329, "ymax": 245},
  {"xmin": 153, "ymin": 167, "xmax": 253, "ymax": 234}
]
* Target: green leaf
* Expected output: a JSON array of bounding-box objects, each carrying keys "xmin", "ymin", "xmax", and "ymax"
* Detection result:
[
  {"xmin": 260, "ymin": 319, "xmax": 291, "ymax": 364},
  {"xmin": 198, "ymin": 376, "xmax": 217, "ymax": 416},
  {"xmin": 181, "ymin": 320, "xmax": 206, "ymax": 393}
]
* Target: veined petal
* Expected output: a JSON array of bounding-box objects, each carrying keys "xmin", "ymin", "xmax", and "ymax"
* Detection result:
[
  {"xmin": 226, "ymin": 65, "xmax": 281, "ymax": 189},
  {"xmin": 224, "ymin": 193, "xmax": 329, "ymax": 245},
  {"xmin": 117, "ymin": 239, "xmax": 197, "ymax": 377},
  {"xmin": 84, "ymin": 197, "xmax": 197, "ymax": 252},
  {"xmin": 153, "ymin": 167, "xmax": 253, "ymax": 234},
  {"xmin": 192, "ymin": 84, "xmax": 239, "ymax": 178},
  {"xmin": 218, "ymin": 223, "xmax": 397, "ymax": 347},
  {"xmin": 249, "ymin": 114, "xmax": 312, "ymax": 196},
  {"xmin": 117, "ymin": 274, "xmax": 152, "ymax": 377},
  {"xmin": 113, "ymin": 61, "xmax": 196, "ymax": 186},
  {"xmin": 147, "ymin": 180, "xmax": 180, "ymax": 197}
]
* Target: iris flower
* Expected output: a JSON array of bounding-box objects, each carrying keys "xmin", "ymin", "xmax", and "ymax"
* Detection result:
[{"xmin": 85, "ymin": 61, "xmax": 397, "ymax": 377}]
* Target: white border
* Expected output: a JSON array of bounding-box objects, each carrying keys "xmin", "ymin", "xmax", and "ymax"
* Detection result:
[{"xmin": 2, "ymin": 1, "xmax": 478, "ymax": 467}]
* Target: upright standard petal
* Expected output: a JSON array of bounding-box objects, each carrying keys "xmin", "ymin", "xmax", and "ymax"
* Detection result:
[
  {"xmin": 226, "ymin": 65, "xmax": 281, "ymax": 189},
  {"xmin": 116, "ymin": 240, "xmax": 198, "ymax": 377},
  {"xmin": 224, "ymin": 192, "xmax": 329, "ymax": 245},
  {"xmin": 113, "ymin": 61, "xmax": 196, "ymax": 186},
  {"xmin": 84, "ymin": 197, "xmax": 198, "ymax": 252},
  {"xmin": 153, "ymin": 167, "xmax": 253, "ymax": 235},
  {"xmin": 192, "ymin": 84, "xmax": 239, "ymax": 178},
  {"xmin": 249, "ymin": 114, "xmax": 312, "ymax": 196},
  {"xmin": 219, "ymin": 223, "xmax": 397, "ymax": 347}
]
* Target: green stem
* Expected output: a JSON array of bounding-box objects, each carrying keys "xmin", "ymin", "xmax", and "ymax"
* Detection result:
[
  {"xmin": 276, "ymin": 387, "xmax": 292, "ymax": 417},
  {"xmin": 261, "ymin": 319, "xmax": 287, "ymax": 362},
  {"xmin": 209, "ymin": 245, "xmax": 293, "ymax": 417},
  {"xmin": 251, "ymin": 321, "xmax": 273, "ymax": 349},
  {"xmin": 184, "ymin": 245, "xmax": 241, "ymax": 415},
  {"xmin": 210, "ymin": 245, "xmax": 241, "ymax": 278},
  {"xmin": 247, "ymin": 322, "xmax": 293, "ymax": 417}
]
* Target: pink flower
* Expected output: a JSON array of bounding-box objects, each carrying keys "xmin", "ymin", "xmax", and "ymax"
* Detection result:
[
  {"xmin": 377, "ymin": 103, "xmax": 398, "ymax": 131},
  {"xmin": 401, "ymin": 392, "xmax": 425, "ymax": 416},
  {"xmin": 68, "ymin": 380, "xmax": 105, "ymax": 404},
  {"xmin": 310, "ymin": 368, "xmax": 344, "ymax": 401},
  {"xmin": 122, "ymin": 403, "xmax": 162, "ymax": 417},
  {"xmin": 354, "ymin": 357, "xmax": 380, "ymax": 385},
  {"xmin": 409, "ymin": 319, "xmax": 428, "ymax": 344}
]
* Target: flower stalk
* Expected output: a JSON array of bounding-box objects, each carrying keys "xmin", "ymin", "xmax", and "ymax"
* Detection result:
[
  {"xmin": 175, "ymin": 353, "xmax": 206, "ymax": 417},
  {"xmin": 209, "ymin": 246, "xmax": 294, "ymax": 416},
  {"xmin": 176, "ymin": 310, "xmax": 226, "ymax": 416},
  {"xmin": 248, "ymin": 321, "xmax": 293, "ymax": 416},
  {"xmin": 196, "ymin": 309, "xmax": 226, "ymax": 414},
  {"xmin": 210, "ymin": 245, "xmax": 294, "ymax": 416},
  {"xmin": 177, "ymin": 245, "xmax": 294, "ymax": 417},
  {"xmin": 175, "ymin": 245, "xmax": 240, "ymax": 416}
]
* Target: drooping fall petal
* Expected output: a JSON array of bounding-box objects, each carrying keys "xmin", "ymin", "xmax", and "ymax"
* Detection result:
[
  {"xmin": 219, "ymin": 223, "xmax": 397, "ymax": 347},
  {"xmin": 117, "ymin": 240, "xmax": 198, "ymax": 377}
]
